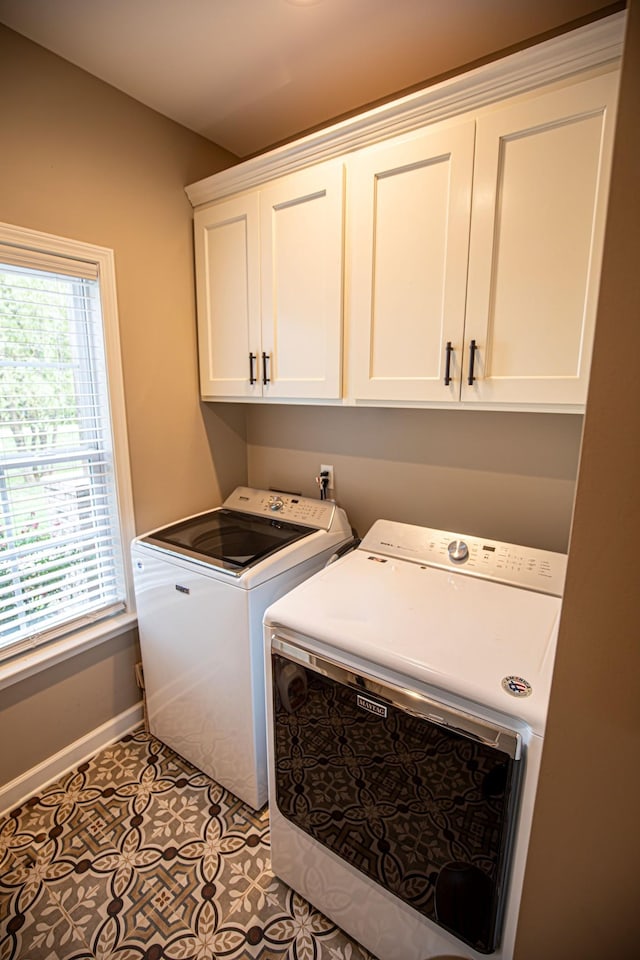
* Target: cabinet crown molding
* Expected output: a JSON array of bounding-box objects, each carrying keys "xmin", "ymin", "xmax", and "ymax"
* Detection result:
[{"xmin": 186, "ymin": 11, "xmax": 625, "ymax": 208}]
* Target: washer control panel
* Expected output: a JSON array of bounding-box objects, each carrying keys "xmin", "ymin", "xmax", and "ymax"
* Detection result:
[
  {"xmin": 361, "ymin": 520, "xmax": 567, "ymax": 597},
  {"xmin": 224, "ymin": 486, "xmax": 336, "ymax": 529}
]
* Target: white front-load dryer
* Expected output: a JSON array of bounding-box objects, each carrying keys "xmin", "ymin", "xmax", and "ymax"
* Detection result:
[{"xmin": 263, "ymin": 519, "xmax": 566, "ymax": 959}]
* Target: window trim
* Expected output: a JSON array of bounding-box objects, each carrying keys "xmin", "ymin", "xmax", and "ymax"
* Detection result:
[{"xmin": 0, "ymin": 220, "xmax": 137, "ymax": 685}]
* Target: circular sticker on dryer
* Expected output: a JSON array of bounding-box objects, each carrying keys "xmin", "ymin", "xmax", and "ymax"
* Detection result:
[{"xmin": 502, "ymin": 675, "xmax": 532, "ymax": 697}]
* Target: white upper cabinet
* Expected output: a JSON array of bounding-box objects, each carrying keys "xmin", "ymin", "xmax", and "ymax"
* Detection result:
[
  {"xmin": 347, "ymin": 121, "xmax": 475, "ymax": 402},
  {"xmin": 462, "ymin": 72, "xmax": 618, "ymax": 405},
  {"xmin": 194, "ymin": 193, "xmax": 261, "ymax": 398},
  {"xmin": 187, "ymin": 14, "xmax": 624, "ymax": 410},
  {"xmin": 347, "ymin": 72, "xmax": 617, "ymax": 407},
  {"xmin": 260, "ymin": 163, "xmax": 344, "ymax": 399},
  {"xmin": 194, "ymin": 161, "xmax": 344, "ymax": 400}
]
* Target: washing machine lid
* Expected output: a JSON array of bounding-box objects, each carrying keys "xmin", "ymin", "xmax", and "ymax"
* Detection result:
[
  {"xmin": 134, "ymin": 487, "xmax": 352, "ymax": 580},
  {"xmin": 140, "ymin": 508, "xmax": 314, "ymax": 573},
  {"xmin": 265, "ymin": 521, "xmax": 567, "ymax": 735}
]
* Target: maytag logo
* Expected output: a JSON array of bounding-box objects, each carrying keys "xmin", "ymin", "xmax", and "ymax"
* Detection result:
[{"xmin": 356, "ymin": 694, "xmax": 387, "ymax": 719}]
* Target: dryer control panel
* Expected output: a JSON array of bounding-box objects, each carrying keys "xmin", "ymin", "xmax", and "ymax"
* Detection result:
[{"xmin": 360, "ymin": 520, "xmax": 567, "ymax": 597}]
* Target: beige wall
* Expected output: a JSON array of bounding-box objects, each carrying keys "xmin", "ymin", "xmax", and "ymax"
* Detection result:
[
  {"xmin": 0, "ymin": 630, "xmax": 140, "ymax": 786},
  {"xmin": 0, "ymin": 25, "xmax": 246, "ymax": 535},
  {"xmin": 516, "ymin": 2, "xmax": 639, "ymax": 955},
  {"xmin": 0, "ymin": 26, "xmax": 245, "ymax": 791},
  {"xmin": 247, "ymin": 407, "xmax": 582, "ymax": 553}
]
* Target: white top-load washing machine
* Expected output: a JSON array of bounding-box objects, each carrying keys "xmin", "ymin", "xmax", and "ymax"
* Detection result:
[
  {"xmin": 131, "ymin": 486, "xmax": 352, "ymax": 810},
  {"xmin": 263, "ymin": 519, "xmax": 566, "ymax": 960}
]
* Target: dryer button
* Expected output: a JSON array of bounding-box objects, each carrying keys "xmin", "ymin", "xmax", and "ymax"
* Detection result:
[{"xmin": 448, "ymin": 539, "xmax": 469, "ymax": 563}]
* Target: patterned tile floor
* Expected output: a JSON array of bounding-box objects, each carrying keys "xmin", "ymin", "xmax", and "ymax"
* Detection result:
[{"xmin": 0, "ymin": 730, "xmax": 375, "ymax": 960}]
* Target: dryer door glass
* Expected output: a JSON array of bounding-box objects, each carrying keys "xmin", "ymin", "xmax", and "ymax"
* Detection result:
[{"xmin": 271, "ymin": 644, "xmax": 522, "ymax": 955}]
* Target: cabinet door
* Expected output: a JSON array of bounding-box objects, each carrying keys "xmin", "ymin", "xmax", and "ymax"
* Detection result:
[
  {"xmin": 347, "ymin": 121, "xmax": 475, "ymax": 402},
  {"xmin": 194, "ymin": 194, "xmax": 262, "ymax": 398},
  {"xmin": 260, "ymin": 163, "xmax": 344, "ymax": 399},
  {"xmin": 462, "ymin": 72, "xmax": 618, "ymax": 405}
]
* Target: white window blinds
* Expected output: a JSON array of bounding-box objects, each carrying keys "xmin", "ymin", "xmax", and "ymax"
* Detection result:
[{"xmin": 0, "ymin": 239, "xmax": 130, "ymax": 661}]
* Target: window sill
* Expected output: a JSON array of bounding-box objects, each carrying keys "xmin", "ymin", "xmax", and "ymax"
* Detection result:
[{"xmin": 0, "ymin": 612, "xmax": 138, "ymax": 692}]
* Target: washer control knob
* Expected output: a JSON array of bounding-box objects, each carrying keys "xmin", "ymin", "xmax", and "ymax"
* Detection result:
[
  {"xmin": 448, "ymin": 539, "xmax": 469, "ymax": 563},
  {"xmin": 269, "ymin": 497, "xmax": 284, "ymax": 512}
]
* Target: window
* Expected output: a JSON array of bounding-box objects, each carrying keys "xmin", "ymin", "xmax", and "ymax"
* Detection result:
[{"xmin": 0, "ymin": 222, "xmax": 135, "ymax": 666}]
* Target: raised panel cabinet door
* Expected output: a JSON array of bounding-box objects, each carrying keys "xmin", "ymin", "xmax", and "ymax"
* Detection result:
[
  {"xmin": 260, "ymin": 162, "xmax": 345, "ymax": 399},
  {"xmin": 347, "ymin": 121, "xmax": 475, "ymax": 402},
  {"xmin": 462, "ymin": 71, "xmax": 619, "ymax": 406},
  {"xmin": 194, "ymin": 193, "xmax": 262, "ymax": 398}
]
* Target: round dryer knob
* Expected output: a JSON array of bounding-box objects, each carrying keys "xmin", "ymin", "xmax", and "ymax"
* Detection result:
[
  {"xmin": 269, "ymin": 497, "xmax": 284, "ymax": 512},
  {"xmin": 448, "ymin": 539, "xmax": 469, "ymax": 563}
]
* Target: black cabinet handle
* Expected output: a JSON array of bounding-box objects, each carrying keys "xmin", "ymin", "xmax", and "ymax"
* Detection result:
[
  {"xmin": 262, "ymin": 352, "xmax": 270, "ymax": 386},
  {"xmin": 249, "ymin": 352, "xmax": 257, "ymax": 385},
  {"xmin": 467, "ymin": 339, "xmax": 477, "ymax": 386},
  {"xmin": 444, "ymin": 341, "xmax": 453, "ymax": 386}
]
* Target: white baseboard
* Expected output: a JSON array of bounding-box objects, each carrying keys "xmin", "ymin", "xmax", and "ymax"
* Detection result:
[{"xmin": 0, "ymin": 701, "xmax": 145, "ymax": 817}]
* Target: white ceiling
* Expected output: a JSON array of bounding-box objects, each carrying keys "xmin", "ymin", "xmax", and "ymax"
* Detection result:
[{"xmin": 0, "ymin": 0, "xmax": 615, "ymax": 157}]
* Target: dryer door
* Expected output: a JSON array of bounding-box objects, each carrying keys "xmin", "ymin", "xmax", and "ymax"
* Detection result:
[{"xmin": 271, "ymin": 636, "xmax": 522, "ymax": 955}]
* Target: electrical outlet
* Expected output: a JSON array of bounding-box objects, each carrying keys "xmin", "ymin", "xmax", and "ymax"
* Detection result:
[{"xmin": 320, "ymin": 464, "xmax": 334, "ymax": 491}]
